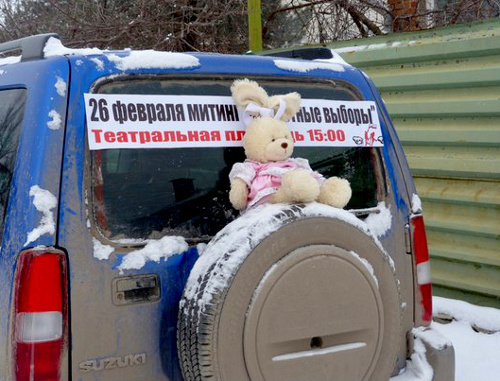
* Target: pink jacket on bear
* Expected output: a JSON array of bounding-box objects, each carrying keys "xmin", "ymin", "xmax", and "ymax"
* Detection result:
[{"xmin": 229, "ymin": 157, "xmax": 324, "ymax": 209}]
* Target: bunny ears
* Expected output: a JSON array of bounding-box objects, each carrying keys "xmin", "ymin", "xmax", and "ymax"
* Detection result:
[{"xmin": 231, "ymin": 79, "xmax": 301, "ymax": 127}]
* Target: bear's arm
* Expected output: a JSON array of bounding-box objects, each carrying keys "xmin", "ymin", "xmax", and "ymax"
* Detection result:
[
  {"xmin": 229, "ymin": 178, "xmax": 249, "ymax": 210},
  {"xmin": 228, "ymin": 161, "xmax": 256, "ymax": 186},
  {"xmin": 228, "ymin": 162, "xmax": 256, "ymax": 210},
  {"xmin": 293, "ymin": 157, "xmax": 325, "ymax": 183}
]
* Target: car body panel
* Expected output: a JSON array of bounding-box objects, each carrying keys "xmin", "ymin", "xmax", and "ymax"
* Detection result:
[{"xmin": 0, "ymin": 56, "xmax": 68, "ymax": 379}]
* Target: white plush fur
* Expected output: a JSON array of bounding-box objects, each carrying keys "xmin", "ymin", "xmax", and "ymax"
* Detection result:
[
  {"xmin": 229, "ymin": 177, "xmax": 249, "ymax": 211},
  {"xmin": 269, "ymin": 93, "xmax": 301, "ymax": 122},
  {"xmin": 231, "ymin": 79, "xmax": 301, "ymax": 121},
  {"xmin": 230, "ymin": 79, "xmax": 352, "ymax": 210},
  {"xmin": 273, "ymin": 169, "xmax": 320, "ymax": 203},
  {"xmin": 231, "ymin": 79, "xmax": 269, "ymax": 108},
  {"xmin": 318, "ymin": 177, "xmax": 353, "ymax": 208},
  {"xmin": 243, "ymin": 117, "xmax": 293, "ymax": 163}
]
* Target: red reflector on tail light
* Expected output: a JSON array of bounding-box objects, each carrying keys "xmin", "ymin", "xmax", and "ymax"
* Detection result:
[
  {"xmin": 13, "ymin": 249, "xmax": 68, "ymax": 381},
  {"xmin": 411, "ymin": 215, "xmax": 433, "ymax": 323}
]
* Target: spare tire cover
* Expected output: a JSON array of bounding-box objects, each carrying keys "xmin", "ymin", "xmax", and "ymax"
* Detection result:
[{"xmin": 178, "ymin": 204, "xmax": 402, "ymax": 381}]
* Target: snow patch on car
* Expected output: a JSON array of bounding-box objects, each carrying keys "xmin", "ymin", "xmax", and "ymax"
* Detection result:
[
  {"xmin": 0, "ymin": 56, "xmax": 21, "ymax": 67},
  {"xmin": 115, "ymin": 238, "xmax": 151, "ymax": 245},
  {"xmin": 412, "ymin": 193, "xmax": 423, "ymax": 214},
  {"xmin": 47, "ymin": 110, "xmax": 62, "ymax": 130},
  {"xmin": 54, "ymin": 76, "xmax": 66, "ymax": 96},
  {"xmin": 326, "ymin": 49, "xmax": 349, "ymax": 65},
  {"xmin": 182, "ymin": 203, "xmax": 395, "ymax": 317},
  {"xmin": 44, "ymin": 37, "xmax": 102, "ymax": 57},
  {"xmin": 92, "ymin": 238, "xmax": 114, "ymax": 261},
  {"xmin": 117, "ymin": 235, "xmax": 188, "ymax": 273},
  {"xmin": 415, "ymin": 326, "xmax": 452, "ymax": 350},
  {"xmin": 350, "ymin": 251, "xmax": 378, "ymax": 288},
  {"xmin": 106, "ymin": 51, "xmax": 200, "ymax": 71},
  {"xmin": 25, "ymin": 185, "xmax": 57, "ymax": 245},
  {"xmin": 364, "ymin": 201, "xmax": 392, "ymax": 237},
  {"xmin": 274, "ymin": 59, "xmax": 345, "ymax": 73},
  {"xmin": 90, "ymin": 58, "xmax": 105, "ymax": 71},
  {"xmin": 390, "ymin": 329, "xmax": 434, "ymax": 381},
  {"xmin": 196, "ymin": 243, "xmax": 207, "ymax": 256}
]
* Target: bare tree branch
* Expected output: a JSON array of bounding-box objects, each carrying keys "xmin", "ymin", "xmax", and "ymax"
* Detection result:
[{"xmin": 340, "ymin": 1, "xmax": 384, "ymax": 35}]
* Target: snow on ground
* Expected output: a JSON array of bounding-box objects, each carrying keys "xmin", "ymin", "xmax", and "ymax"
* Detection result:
[
  {"xmin": 391, "ymin": 296, "xmax": 500, "ymax": 380},
  {"xmin": 432, "ymin": 296, "xmax": 500, "ymax": 381},
  {"xmin": 434, "ymin": 296, "xmax": 500, "ymax": 332}
]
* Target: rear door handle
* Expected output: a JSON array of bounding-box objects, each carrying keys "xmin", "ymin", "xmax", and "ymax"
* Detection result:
[{"xmin": 112, "ymin": 274, "xmax": 161, "ymax": 305}]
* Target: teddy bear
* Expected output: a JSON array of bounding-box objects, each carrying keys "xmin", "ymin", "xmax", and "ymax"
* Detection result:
[{"xmin": 228, "ymin": 79, "xmax": 352, "ymax": 211}]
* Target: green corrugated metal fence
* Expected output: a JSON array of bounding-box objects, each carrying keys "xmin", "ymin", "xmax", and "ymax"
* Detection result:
[{"xmin": 328, "ymin": 19, "xmax": 500, "ymax": 307}]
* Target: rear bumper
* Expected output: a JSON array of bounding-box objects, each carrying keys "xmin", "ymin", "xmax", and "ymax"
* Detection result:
[
  {"xmin": 410, "ymin": 326, "xmax": 455, "ymax": 381},
  {"xmin": 418, "ymin": 326, "xmax": 455, "ymax": 381}
]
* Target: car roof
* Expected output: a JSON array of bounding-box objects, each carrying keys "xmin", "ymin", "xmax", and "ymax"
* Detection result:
[{"xmin": 0, "ymin": 34, "xmax": 369, "ymax": 90}]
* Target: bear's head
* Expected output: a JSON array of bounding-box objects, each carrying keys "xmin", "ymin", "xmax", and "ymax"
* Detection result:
[{"xmin": 231, "ymin": 79, "xmax": 301, "ymax": 163}]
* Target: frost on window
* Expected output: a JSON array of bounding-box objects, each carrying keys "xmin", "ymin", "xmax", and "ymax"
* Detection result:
[{"xmin": 89, "ymin": 78, "xmax": 381, "ymax": 241}]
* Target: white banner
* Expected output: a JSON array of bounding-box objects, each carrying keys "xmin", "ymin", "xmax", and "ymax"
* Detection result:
[{"xmin": 84, "ymin": 94, "xmax": 383, "ymax": 150}]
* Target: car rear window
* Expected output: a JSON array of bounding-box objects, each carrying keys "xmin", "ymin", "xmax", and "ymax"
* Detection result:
[
  {"xmin": 89, "ymin": 78, "xmax": 382, "ymax": 242},
  {"xmin": 0, "ymin": 89, "xmax": 26, "ymax": 240}
]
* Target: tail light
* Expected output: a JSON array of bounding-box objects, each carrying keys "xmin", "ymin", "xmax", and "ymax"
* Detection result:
[
  {"xmin": 411, "ymin": 215, "xmax": 432, "ymax": 324},
  {"xmin": 13, "ymin": 248, "xmax": 68, "ymax": 381}
]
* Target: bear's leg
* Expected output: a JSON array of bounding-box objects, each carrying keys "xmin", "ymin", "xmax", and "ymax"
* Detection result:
[
  {"xmin": 318, "ymin": 177, "xmax": 352, "ymax": 208},
  {"xmin": 272, "ymin": 169, "xmax": 320, "ymax": 204}
]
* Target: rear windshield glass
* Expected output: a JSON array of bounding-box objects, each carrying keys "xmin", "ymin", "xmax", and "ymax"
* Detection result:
[
  {"xmin": 0, "ymin": 89, "xmax": 26, "ymax": 240},
  {"xmin": 90, "ymin": 78, "xmax": 382, "ymax": 242}
]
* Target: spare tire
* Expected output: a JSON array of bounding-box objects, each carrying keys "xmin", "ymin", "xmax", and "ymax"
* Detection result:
[{"xmin": 178, "ymin": 204, "xmax": 402, "ymax": 381}]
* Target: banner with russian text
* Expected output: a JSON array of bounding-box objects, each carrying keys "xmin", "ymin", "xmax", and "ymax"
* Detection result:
[{"xmin": 84, "ymin": 94, "xmax": 383, "ymax": 150}]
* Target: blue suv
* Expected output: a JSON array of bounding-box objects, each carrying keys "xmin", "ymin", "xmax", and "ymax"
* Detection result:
[{"xmin": 0, "ymin": 34, "xmax": 454, "ymax": 380}]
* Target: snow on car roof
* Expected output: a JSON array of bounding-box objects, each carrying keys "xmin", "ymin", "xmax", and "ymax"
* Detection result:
[
  {"xmin": 0, "ymin": 55, "xmax": 21, "ymax": 67},
  {"xmin": 106, "ymin": 50, "xmax": 199, "ymax": 70},
  {"xmin": 43, "ymin": 36, "xmax": 200, "ymax": 71},
  {"xmin": 43, "ymin": 36, "xmax": 102, "ymax": 57}
]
